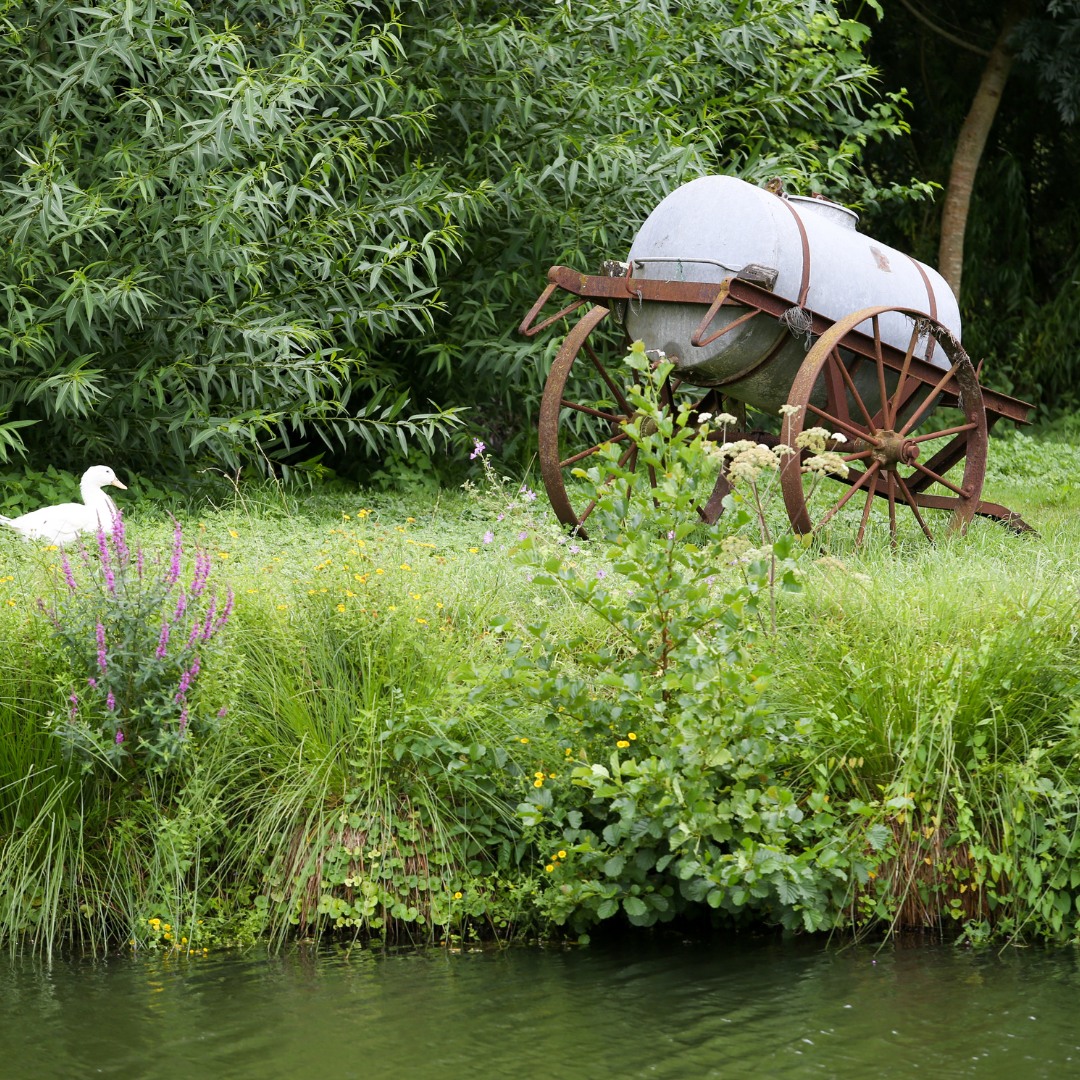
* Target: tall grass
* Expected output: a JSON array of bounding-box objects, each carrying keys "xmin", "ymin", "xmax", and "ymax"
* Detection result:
[{"xmin": 765, "ymin": 499, "xmax": 1080, "ymax": 939}]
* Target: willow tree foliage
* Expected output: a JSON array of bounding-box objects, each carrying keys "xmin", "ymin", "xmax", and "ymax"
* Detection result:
[{"xmin": 0, "ymin": 0, "xmax": 909, "ymax": 477}]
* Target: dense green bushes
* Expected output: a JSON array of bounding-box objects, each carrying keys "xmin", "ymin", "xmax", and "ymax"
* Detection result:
[{"xmin": 0, "ymin": 0, "xmax": 912, "ymax": 476}]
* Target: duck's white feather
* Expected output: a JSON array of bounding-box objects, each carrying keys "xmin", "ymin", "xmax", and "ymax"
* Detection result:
[{"xmin": 0, "ymin": 466, "xmax": 128, "ymax": 545}]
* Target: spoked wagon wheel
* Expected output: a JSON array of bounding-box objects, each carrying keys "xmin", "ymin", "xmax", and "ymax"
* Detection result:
[
  {"xmin": 538, "ymin": 305, "xmax": 733, "ymax": 538},
  {"xmin": 779, "ymin": 305, "xmax": 988, "ymax": 547}
]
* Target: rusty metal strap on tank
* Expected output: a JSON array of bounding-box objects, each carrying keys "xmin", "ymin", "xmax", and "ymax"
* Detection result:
[
  {"xmin": 773, "ymin": 196, "xmax": 812, "ymax": 307},
  {"xmin": 905, "ymin": 255, "xmax": 939, "ymax": 365}
]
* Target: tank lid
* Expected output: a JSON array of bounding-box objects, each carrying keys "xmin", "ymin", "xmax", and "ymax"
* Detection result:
[{"xmin": 787, "ymin": 194, "xmax": 859, "ymax": 230}]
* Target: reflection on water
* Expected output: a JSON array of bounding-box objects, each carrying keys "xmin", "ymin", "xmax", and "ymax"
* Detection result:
[{"xmin": 2, "ymin": 935, "xmax": 1079, "ymax": 1079}]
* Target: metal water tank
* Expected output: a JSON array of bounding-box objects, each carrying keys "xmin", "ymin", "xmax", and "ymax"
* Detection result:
[{"xmin": 623, "ymin": 175, "xmax": 958, "ymax": 414}]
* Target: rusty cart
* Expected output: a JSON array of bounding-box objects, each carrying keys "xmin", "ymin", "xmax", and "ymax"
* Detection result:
[{"xmin": 519, "ymin": 175, "xmax": 1033, "ymax": 544}]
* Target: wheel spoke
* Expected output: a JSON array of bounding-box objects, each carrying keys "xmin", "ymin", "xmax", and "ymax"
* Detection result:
[
  {"xmin": 560, "ymin": 399, "xmax": 626, "ymax": 424},
  {"xmin": 887, "ymin": 471, "xmax": 897, "ymax": 547},
  {"xmin": 829, "ymin": 345, "xmax": 881, "ymax": 429},
  {"xmin": 806, "ymin": 402, "xmax": 883, "ymax": 445},
  {"xmin": 886, "ymin": 321, "xmax": 922, "ymax": 430},
  {"xmin": 898, "ymin": 361, "xmax": 962, "ymax": 436},
  {"xmin": 910, "ymin": 460, "xmax": 969, "ymax": 498},
  {"xmin": 895, "ymin": 472, "xmax": 935, "ymax": 543},
  {"xmin": 584, "ymin": 340, "xmax": 633, "ymax": 416},
  {"xmin": 872, "ymin": 315, "xmax": 890, "ymax": 433},
  {"xmin": 907, "ymin": 422, "xmax": 978, "ymax": 444},
  {"xmin": 816, "ymin": 462, "xmax": 880, "ymax": 530},
  {"xmin": 855, "ymin": 476, "xmax": 877, "ymax": 546},
  {"xmin": 559, "ymin": 430, "xmax": 629, "ymax": 469}
]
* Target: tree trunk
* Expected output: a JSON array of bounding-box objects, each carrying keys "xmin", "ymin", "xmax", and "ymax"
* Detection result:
[{"xmin": 937, "ymin": 0, "xmax": 1031, "ymax": 299}]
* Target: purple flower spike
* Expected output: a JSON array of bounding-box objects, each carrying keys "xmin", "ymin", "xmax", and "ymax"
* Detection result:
[
  {"xmin": 61, "ymin": 553, "xmax": 77, "ymax": 592},
  {"xmin": 173, "ymin": 588, "xmax": 188, "ymax": 622},
  {"xmin": 191, "ymin": 547, "xmax": 211, "ymax": 597},
  {"xmin": 115, "ymin": 729, "xmax": 124, "ymax": 745},
  {"xmin": 166, "ymin": 521, "xmax": 183, "ymax": 586},
  {"xmin": 106, "ymin": 691, "xmax": 116, "ymax": 711},
  {"xmin": 200, "ymin": 595, "xmax": 217, "ymax": 641},
  {"xmin": 95, "ymin": 529, "xmax": 116, "ymax": 594},
  {"xmin": 155, "ymin": 620, "xmax": 171, "ymax": 660},
  {"xmin": 179, "ymin": 707, "xmax": 189, "ymax": 737},
  {"xmin": 469, "ymin": 438, "xmax": 486, "ymax": 460},
  {"xmin": 176, "ymin": 655, "xmax": 201, "ymax": 701},
  {"xmin": 112, "ymin": 510, "xmax": 130, "ymax": 567},
  {"xmin": 68, "ymin": 693, "xmax": 78, "ymax": 720},
  {"xmin": 212, "ymin": 588, "xmax": 234, "ymax": 635}
]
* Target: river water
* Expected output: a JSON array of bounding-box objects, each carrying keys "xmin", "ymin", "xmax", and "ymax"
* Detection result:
[{"xmin": 2, "ymin": 934, "xmax": 1078, "ymax": 1079}]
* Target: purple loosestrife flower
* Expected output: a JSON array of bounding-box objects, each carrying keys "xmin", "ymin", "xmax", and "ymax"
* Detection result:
[
  {"xmin": 155, "ymin": 620, "xmax": 171, "ymax": 660},
  {"xmin": 68, "ymin": 693, "xmax": 78, "ymax": 720},
  {"xmin": 87, "ymin": 677, "xmax": 97, "ymax": 689},
  {"xmin": 176, "ymin": 655, "xmax": 202, "ymax": 702},
  {"xmin": 96, "ymin": 623, "xmax": 107, "ymax": 673},
  {"xmin": 200, "ymin": 595, "xmax": 217, "ymax": 641},
  {"xmin": 106, "ymin": 691, "xmax": 116, "ymax": 711},
  {"xmin": 166, "ymin": 521, "xmax": 183, "ymax": 586},
  {"xmin": 61, "ymin": 553, "xmax": 77, "ymax": 592},
  {"xmin": 136, "ymin": 547, "xmax": 144, "ymax": 579},
  {"xmin": 217, "ymin": 707, "xmax": 228, "ymax": 719},
  {"xmin": 191, "ymin": 547, "xmax": 211, "ymax": 597},
  {"xmin": 115, "ymin": 730, "xmax": 124, "ymax": 745},
  {"xmin": 469, "ymin": 438, "xmax": 486, "ymax": 460},
  {"xmin": 97, "ymin": 528, "xmax": 115, "ymax": 594},
  {"xmin": 173, "ymin": 588, "xmax": 188, "ymax": 622},
  {"xmin": 179, "ymin": 707, "xmax": 189, "ymax": 737},
  {"xmin": 111, "ymin": 510, "xmax": 130, "ymax": 567},
  {"xmin": 211, "ymin": 588, "xmax": 234, "ymax": 635}
]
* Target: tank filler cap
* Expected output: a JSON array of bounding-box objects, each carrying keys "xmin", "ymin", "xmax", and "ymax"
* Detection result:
[{"xmin": 787, "ymin": 193, "xmax": 859, "ymax": 231}]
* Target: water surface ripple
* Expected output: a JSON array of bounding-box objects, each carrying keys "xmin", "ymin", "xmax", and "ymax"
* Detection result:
[{"xmin": 3, "ymin": 936, "xmax": 1079, "ymax": 1079}]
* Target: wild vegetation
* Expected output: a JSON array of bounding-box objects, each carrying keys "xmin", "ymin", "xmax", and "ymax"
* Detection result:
[
  {"xmin": 1, "ymin": 358, "xmax": 1078, "ymax": 957},
  {"xmin": 2, "ymin": 0, "xmax": 1080, "ymax": 960}
]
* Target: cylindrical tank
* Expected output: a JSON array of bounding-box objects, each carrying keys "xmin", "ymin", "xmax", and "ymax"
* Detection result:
[{"xmin": 623, "ymin": 175, "xmax": 959, "ymax": 414}]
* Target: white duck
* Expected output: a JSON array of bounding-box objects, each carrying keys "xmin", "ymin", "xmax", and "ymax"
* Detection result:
[{"xmin": 0, "ymin": 466, "xmax": 128, "ymax": 545}]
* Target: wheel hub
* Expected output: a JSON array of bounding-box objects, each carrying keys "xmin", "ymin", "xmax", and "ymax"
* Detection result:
[{"xmin": 857, "ymin": 430, "xmax": 919, "ymax": 470}]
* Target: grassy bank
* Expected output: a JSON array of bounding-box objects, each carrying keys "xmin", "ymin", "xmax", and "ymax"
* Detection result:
[{"xmin": 2, "ymin": 418, "xmax": 1080, "ymax": 955}]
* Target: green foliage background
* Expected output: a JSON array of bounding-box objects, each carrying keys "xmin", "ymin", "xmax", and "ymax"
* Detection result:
[{"xmin": 0, "ymin": 0, "xmax": 910, "ymax": 477}]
